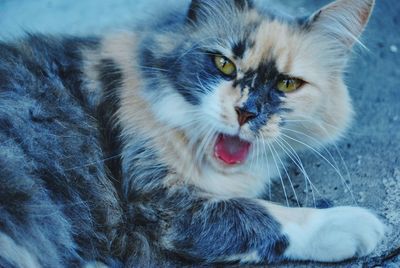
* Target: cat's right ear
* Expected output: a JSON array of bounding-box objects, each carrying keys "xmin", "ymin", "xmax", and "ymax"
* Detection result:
[
  {"xmin": 306, "ymin": 0, "xmax": 375, "ymax": 49},
  {"xmin": 187, "ymin": 0, "xmax": 253, "ymax": 25}
]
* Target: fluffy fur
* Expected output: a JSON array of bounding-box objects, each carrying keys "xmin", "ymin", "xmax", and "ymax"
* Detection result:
[{"xmin": 0, "ymin": 0, "xmax": 384, "ymax": 267}]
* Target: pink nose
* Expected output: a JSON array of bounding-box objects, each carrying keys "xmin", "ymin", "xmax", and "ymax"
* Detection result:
[{"xmin": 235, "ymin": 107, "xmax": 257, "ymax": 126}]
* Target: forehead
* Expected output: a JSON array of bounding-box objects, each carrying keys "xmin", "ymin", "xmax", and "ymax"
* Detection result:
[{"xmin": 240, "ymin": 20, "xmax": 302, "ymax": 74}]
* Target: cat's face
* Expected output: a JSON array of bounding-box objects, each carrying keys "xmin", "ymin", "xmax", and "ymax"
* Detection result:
[{"xmin": 142, "ymin": 0, "xmax": 373, "ymax": 169}]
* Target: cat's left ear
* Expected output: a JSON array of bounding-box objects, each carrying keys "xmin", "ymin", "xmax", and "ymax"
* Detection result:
[
  {"xmin": 187, "ymin": 0, "xmax": 253, "ymax": 24},
  {"xmin": 306, "ymin": 0, "xmax": 375, "ymax": 49}
]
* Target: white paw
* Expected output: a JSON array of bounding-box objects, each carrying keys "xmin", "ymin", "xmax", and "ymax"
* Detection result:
[{"xmin": 283, "ymin": 206, "xmax": 386, "ymax": 262}]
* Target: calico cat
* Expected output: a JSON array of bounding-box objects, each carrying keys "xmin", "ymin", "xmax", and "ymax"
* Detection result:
[{"xmin": 0, "ymin": 0, "xmax": 385, "ymax": 267}]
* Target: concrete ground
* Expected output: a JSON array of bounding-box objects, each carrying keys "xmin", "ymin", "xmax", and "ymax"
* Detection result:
[{"xmin": 1, "ymin": 0, "xmax": 399, "ymax": 267}]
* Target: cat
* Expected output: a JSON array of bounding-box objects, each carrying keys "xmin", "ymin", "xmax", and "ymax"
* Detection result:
[{"xmin": 0, "ymin": 0, "xmax": 385, "ymax": 267}]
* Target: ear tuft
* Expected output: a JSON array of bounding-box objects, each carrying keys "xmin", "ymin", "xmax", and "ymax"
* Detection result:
[{"xmin": 308, "ymin": 0, "xmax": 375, "ymax": 48}]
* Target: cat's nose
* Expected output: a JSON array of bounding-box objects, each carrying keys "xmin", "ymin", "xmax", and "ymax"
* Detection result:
[{"xmin": 235, "ymin": 107, "xmax": 257, "ymax": 126}]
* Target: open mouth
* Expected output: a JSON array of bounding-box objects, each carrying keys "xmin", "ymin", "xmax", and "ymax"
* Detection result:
[{"xmin": 214, "ymin": 133, "xmax": 251, "ymax": 165}]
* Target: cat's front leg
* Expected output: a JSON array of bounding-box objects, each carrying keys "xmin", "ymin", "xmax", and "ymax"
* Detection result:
[
  {"xmin": 160, "ymin": 196, "xmax": 289, "ymax": 264},
  {"xmin": 160, "ymin": 193, "xmax": 385, "ymax": 264},
  {"xmin": 264, "ymin": 203, "xmax": 386, "ymax": 262}
]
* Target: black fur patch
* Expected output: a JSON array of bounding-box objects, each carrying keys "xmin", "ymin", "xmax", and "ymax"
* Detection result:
[
  {"xmin": 232, "ymin": 59, "xmax": 284, "ymax": 130},
  {"xmin": 96, "ymin": 58, "xmax": 123, "ymax": 190},
  {"xmin": 232, "ymin": 40, "xmax": 247, "ymax": 59}
]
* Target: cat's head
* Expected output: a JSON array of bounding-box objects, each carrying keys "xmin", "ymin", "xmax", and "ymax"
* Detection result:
[{"xmin": 140, "ymin": 0, "xmax": 374, "ymax": 168}]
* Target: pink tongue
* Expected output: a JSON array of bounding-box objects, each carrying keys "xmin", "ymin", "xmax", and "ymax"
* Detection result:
[{"xmin": 214, "ymin": 134, "xmax": 251, "ymax": 165}]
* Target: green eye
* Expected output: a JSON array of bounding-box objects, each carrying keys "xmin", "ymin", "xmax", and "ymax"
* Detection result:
[
  {"xmin": 214, "ymin": 55, "xmax": 236, "ymax": 76},
  {"xmin": 276, "ymin": 77, "xmax": 304, "ymax": 93}
]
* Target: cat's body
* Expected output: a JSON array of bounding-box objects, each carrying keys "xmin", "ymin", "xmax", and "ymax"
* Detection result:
[{"xmin": 0, "ymin": 0, "xmax": 385, "ymax": 267}]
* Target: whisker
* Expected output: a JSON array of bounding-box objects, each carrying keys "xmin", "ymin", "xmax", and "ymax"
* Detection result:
[
  {"xmin": 194, "ymin": 127, "xmax": 214, "ymax": 164},
  {"xmin": 267, "ymin": 141, "xmax": 289, "ymax": 207},
  {"xmin": 282, "ymin": 126, "xmax": 357, "ymax": 205},
  {"xmin": 276, "ymin": 137, "xmax": 320, "ymax": 207},
  {"xmin": 270, "ymin": 141, "xmax": 300, "ymax": 207},
  {"xmin": 255, "ymin": 136, "xmax": 260, "ymax": 167},
  {"xmin": 258, "ymin": 136, "xmax": 272, "ymax": 201}
]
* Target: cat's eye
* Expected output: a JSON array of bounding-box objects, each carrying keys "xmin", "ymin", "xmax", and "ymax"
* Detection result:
[
  {"xmin": 213, "ymin": 55, "xmax": 236, "ymax": 77},
  {"xmin": 276, "ymin": 77, "xmax": 304, "ymax": 93}
]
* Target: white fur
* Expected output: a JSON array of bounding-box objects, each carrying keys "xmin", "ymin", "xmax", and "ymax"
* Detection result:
[
  {"xmin": 194, "ymin": 161, "xmax": 278, "ymax": 198},
  {"xmin": 281, "ymin": 206, "xmax": 386, "ymax": 262},
  {"xmin": 199, "ymin": 81, "xmax": 238, "ymax": 135},
  {"xmin": 150, "ymin": 88, "xmax": 199, "ymax": 130}
]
